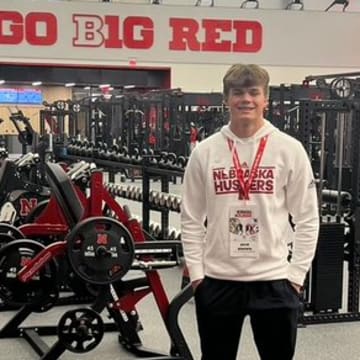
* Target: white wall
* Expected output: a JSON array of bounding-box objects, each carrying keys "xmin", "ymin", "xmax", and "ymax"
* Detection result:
[
  {"xmin": 150, "ymin": 0, "xmax": 360, "ymax": 90},
  {"xmin": 5, "ymin": 0, "xmax": 360, "ymax": 91},
  {"xmin": 49, "ymin": 0, "xmax": 360, "ymax": 91},
  {"xmin": 59, "ymin": 0, "xmax": 360, "ymax": 11},
  {"xmin": 59, "ymin": 0, "xmax": 360, "ymax": 12}
]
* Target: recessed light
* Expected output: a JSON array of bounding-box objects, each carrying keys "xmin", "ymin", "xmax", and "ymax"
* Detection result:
[
  {"xmin": 65, "ymin": 83, "xmax": 75, "ymax": 87},
  {"xmin": 32, "ymin": 81, "xmax": 42, "ymax": 86}
]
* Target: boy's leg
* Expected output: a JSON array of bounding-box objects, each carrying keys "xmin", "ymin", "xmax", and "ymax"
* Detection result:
[
  {"xmin": 194, "ymin": 277, "xmax": 246, "ymax": 360},
  {"xmin": 248, "ymin": 280, "xmax": 300, "ymax": 360}
]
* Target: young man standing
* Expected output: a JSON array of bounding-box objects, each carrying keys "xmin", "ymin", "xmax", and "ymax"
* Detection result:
[{"xmin": 181, "ymin": 64, "xmax": 319, "ymax": 360}]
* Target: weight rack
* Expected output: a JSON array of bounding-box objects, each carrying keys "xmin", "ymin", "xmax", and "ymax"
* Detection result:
[{"xmin": 57, "ymin": 152, "xmax": 184, "ymax": 239}]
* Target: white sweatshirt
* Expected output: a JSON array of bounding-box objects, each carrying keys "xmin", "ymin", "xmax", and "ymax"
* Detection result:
[{"xmin": 181, "ymin": 120, "xmax": 319, "ymax": 286}]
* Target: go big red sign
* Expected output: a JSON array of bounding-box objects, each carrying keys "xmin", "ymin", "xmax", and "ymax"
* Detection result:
[
  {"xmin": 0, "ymin": 1, "xmax": 359, "ymax": 67},
  {"xmin": 0, "ymin": 11, "xmax": 261, "ymax": 52}
]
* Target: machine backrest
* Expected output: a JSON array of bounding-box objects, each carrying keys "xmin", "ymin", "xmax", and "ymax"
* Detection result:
[
  {"xmin": 0, "ymin": 160, "xmax": 13, "ymax": 195},
  {"xmin": 45, "ymin": 162, "xmax": 84, "ymax": 227}
]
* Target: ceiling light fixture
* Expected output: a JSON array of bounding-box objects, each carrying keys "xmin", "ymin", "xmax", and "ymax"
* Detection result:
[
  {"xmin": 325, "ymin": 0, "xmax": 349, "ymax": 11},
  {"xmin": 286, "ymin": 0, "xmax": 304, "ymax": 10},
  {"xmin": 195, "ymin": 0, "xmax": 215, "ymax": 6},
  {"xmin": 240, "ymin": 0, "xmax": 259, "ymax": 9}
]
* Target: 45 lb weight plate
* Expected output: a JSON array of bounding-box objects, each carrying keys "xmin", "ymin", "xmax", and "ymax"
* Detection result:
[
  {"xmin": 0, "ymin": 239, "xmax": 58, "ymax": 309},
  {"xmin": 66, "ymin": 217, "xmax": 135, "ymax": 285}
]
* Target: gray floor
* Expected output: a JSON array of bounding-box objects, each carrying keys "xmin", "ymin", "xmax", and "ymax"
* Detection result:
[{"xmin": 1, "ymin": 177, "xmax": 360, "ymax": 359}]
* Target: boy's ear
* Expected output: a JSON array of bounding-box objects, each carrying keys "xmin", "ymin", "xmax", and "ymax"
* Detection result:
[
  {"xmin": 223, "ymin": 97, "xmax": 228, "ymax": 106},
  {"xmin": 264, "ymin": 99, "xmax": 269, "ymax": 113}
]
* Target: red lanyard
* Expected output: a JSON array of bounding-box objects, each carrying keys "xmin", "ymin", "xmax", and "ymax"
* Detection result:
[{"xmin": 227, "ymin": 135, "xmax": 269, "ymax": 200}]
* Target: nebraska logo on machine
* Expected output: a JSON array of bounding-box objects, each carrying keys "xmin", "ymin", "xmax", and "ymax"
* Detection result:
[{"xmin": 19, "ymin": 198, "xmax": 38, "ymax": 217}]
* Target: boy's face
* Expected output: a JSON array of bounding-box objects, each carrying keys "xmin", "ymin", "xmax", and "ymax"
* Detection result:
[{"xmin": 224, "ymin": 85, "xmax": 268, "ymax": 124}]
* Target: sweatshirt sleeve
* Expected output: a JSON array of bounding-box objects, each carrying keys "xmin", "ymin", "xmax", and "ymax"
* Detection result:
[
  {"xmin": 286, "ymin": 142, "xmax": 320, "ymax": 286},
  {"xmin": 180, "ymin": 147, "xmax": 207, "ymax": 282}
]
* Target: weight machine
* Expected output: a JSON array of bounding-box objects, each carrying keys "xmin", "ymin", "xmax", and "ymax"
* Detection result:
[
  {"xmin": 40, "ymin": 100, "xmax": 82, "ymax": 157},
  {"xmin": 285, "ymin": 99, "xmax": 360, "ymax": 324},
  {"xmin": 0, "ymin": 161, "xmax": 194, "ymax": 358},
  {"xmin": 8, "ymin": 107, "xmax": 37, "ymax": 155}
]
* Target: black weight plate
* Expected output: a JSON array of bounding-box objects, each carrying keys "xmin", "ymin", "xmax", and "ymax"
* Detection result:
[
  {"xmin": 66, "ymin": 217, "xmax": 135, "ymax": 285},
  {"xmin": 0, "ymin": 223, "xmax": 24, "ymax": 240},
  {"xmin": 0, "ymin": 239, "xmax": 58, "ymax": 308},
  {"xmin": 0, "ymin": 234, "xmax": 15, "ymax": 249},
  {"xmin": 330, "ymin": 78, "xmax": 353, "ymax": 99},
  {"xmin": 57, "ymin": 308, "xmax": 104, "ymax": 353}
]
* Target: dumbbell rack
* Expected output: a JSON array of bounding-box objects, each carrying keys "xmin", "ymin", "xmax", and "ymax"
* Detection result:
[
  {"xmin": 141, "ymin": 156, "xmax": 183, "ymax": 238},
  {"xmin": 57, "ymin": 153, "xmax": 184, "ymax": 238}
]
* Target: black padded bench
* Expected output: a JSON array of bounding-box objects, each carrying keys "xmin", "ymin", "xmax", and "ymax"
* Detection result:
[
  {"xmin": 45, "ymin": 162, "xmax": 85, "ymax": 228},
  {"xmin": 0, "ymin": 160, "xmax": 15, "ymax": 196}
]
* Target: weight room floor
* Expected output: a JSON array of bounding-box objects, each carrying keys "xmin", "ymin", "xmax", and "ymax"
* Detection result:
[{"xmin": 1, "ymin": 177, "xmax": 360, "ymax": 360}]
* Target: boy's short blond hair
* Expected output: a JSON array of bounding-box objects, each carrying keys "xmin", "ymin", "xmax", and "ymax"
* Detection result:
[{"xmin": 223, "ymin": 64, "xmax": 270, "ymax": 99}]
